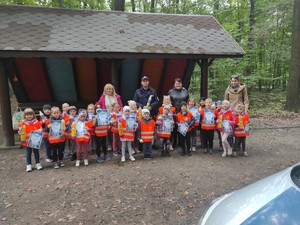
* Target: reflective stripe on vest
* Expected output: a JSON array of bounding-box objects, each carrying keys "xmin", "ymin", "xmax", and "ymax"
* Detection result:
[
  {"xmin": 157, "ymin": 130, "xmax": 171, "ymax": 138},
  {"xmin": 201, "ymin": 122, "xmax": 216, "ymax": 130},
  {"xmin": 76, "ymin": 133, "xmax": 90, "ymax": 143},
  {"xmin": 95, "ymin": 125, "xmax": 108, "ymax": 137},
  {"xmin": 48, "ymin": 135, "xmax": 65, "ymax": 144}
]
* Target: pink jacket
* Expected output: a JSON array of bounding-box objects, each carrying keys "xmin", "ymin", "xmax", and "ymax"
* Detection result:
[{"xmin": 95, "ymin": 94, "xmax": 123, "ymax": 110}]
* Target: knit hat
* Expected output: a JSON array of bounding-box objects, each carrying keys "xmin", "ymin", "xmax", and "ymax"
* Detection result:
[
  {"xmin": 163, "ymin": 105, "xmax": 170, "ymax": 111},
  {"xmin": 78, "ymin": 109, "xmax": 87, "ymax": 117},
  {"xmin": 142, "ymin": 108, "xmax": 150, "ymax": 115},
  {"xmin": 127, "ymin": 100, "xmax": 136, "ymax": 108},
  {"xmin": 68, "ymin": 105, "xmax": 77, "ymax": 113},
  {"xmin": 123, "ymin": 106, "xmax": 130, "ymax": 112},
  {"xmin": 216, "ymin": 100, "xmax": 222, "ymax": 105},
  {"xmin": 43, "ymin": 104, "xmax": 51, "ymax": 110},
  {"xmin": 180, "ymin": 101, "xmax": 187, "ymax": 107}
]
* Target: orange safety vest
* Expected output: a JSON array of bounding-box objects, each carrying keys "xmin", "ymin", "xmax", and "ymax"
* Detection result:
[
  {"xmin": 46, "ymin": 119, "xmax": 66, "ymax": 144},
  {"xmin": 217, "ymin": 109, "xmax": 234, "ymax": 132},
  {"xmin": 140, "ymin": 119, "xmax": 155, "ymax": 142},
  {"xmin": 19, "ymin": 120, "xmax": 42, "ymax": 147},
  {"xmin": 75, "ymin": 120, "xmax": 93, "ymax": 143},
  {"xmin": 234, "ymin": 114, "xmax": 250, "ymax": 137},
  {"xmin": 95, "ymin": 124, "xmax": 108, "ymax": 137},
  {"xmin": 176, "ymin": 111, "xmax": 194, "ymax": 132},
  {"xmin": 40, "ymin": 116, "xmax": 50, "ymax": 138},
  {"xmin": 201, "ymin": 108, "xmax": 217, "ymax": 130},
  {"xmin": 110, "ymin": 113, "xmax": 122, "ymax": 134},
  {"xmin": 120, "ymin": 118, "xmax": 136, "ymax": 141}
]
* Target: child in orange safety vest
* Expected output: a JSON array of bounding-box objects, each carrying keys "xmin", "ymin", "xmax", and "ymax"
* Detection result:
[
  {"xmin": 73, "ymin": 109, "xmax": 94, "ymax": 167},
  {"xmin": 46, "ymin": 106, "xmax": 66, "ymax": 169},
  {"xmin": 176, "ymin": 101, "xmax": 195, "ymax": 156},
  {"xmin": 19, "ymin": 108, "xmax": 43, "ymax": 172},
  {"xmin": 232, "ymin": 104, "xmax": 250, "ymax": 157},
  {"xmin": 40, "ymin": 104, "xmax": 52, "ymax": 162},
  {"xmin": 119, "ymin": 106, "xmax": 138, "ymax": 162},
  {"xmin": 137, "ymin": 108, "xmax": 156, "ymax": 159},
  {"xmin": 110, "ymin": 103, "xmax": 122, "ymax": 157},
  {"xmin": 156, "ymin": 105, "xmax": 174, "ymax": 157}
]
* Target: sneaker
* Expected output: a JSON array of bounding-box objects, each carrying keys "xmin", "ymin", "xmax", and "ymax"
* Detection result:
[
  {"xmin": 113, "ymin": 151, "xmax": 118, "ymax": 157},
  {"xmin": 26, "ymin": 164, "xmax": 32, "ymax": 172},
  {"xmin": 59, "ymin": 162, "xmax": 65, "ymax": 167},
  {"xmin": 222, "ymin": 151, "xmax": 227, "ymax": 157},
  {"xmin": 103, "ymin": 155, "xmax": 111, "ymax": 161},
  {"xmin": 64, "ymin": 152, "xmax": 70, "ymax": 157},
  {"xmin": 129, "ymin": 155, "xmax": 135, "ymax": 161},
  {"xmin": 35, "ymin": 163, "xmax": 43, "ymax": 170},
  {"xmin": 107, "ymin": 145, "xmax": 112, "ymax": 151},
  {"xmin": 121, "ymin": 156, "xmax": 125, "ymax": 162},
  {"xmin": 169, "ymin": 145, "xmax": 174, "ymax": 151},
  {"xmin": 71, "ymin": 153, "xmax": 77, "ymax": 161},
  {"xmin": 187, "ymin": 152, "xmax": 192, "ymax": 156},
  {"xmin": 144, "ymin": 155, "xmax": 152, "ymax": 160},
  {"xmin": 243, "ymin": 151, "xmax": 248, "ymax": 157},
  {"xmin": 192, "ymin": 146, "xmax": 196, "ymax": 152},
  {"xmin": 97, "ymin": 156, "xmax": 104, "ymax": 163},
  {"xmin": 75, "ymin": 160, "xmax": 80, "ymax": 167},
  {"xmin": 53, "ymin": 163, "xmax": 59, "ymax": 169},
  {"xmin": 46, "ymin": 158, "xmax": 53, "ymax": 163},
  {"xmin": 209, "ymin": 148, "xmax": 213, "ymax": 154},
  {"xmin": 84, "ymin": 159, "xmax": 89, "ymax": 166},
  {"xmin": 203, "ymin": 149, "xmax": 208, "ymax": 154},
  {"xmin": 228, "ymin": 147, "xmax": 233, "ymax": 156},
  {"xmin": 232, "ymin": 152, "xmax": 237, "ymax": 157}
]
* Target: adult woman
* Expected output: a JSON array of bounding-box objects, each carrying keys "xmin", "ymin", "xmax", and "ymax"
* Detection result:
[{"xmin": 95, "ymin": 83, "xmax": 123, "ymax": 113}]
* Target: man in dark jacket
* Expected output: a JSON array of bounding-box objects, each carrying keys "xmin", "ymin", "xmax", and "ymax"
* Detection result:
[{"xmin": 133, "ymin": 76, "xmax": 159, "ymax": 117}]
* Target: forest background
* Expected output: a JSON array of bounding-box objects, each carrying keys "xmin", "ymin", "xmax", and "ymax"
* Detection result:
[{"xmin": 1, "ymin": 0, "xmax": 299, "ymax": 115}]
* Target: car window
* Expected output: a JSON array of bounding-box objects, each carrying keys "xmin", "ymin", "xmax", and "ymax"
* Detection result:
[{"xmin": 291, "ymin": 165, "xmax": 300, "ymax": 188}]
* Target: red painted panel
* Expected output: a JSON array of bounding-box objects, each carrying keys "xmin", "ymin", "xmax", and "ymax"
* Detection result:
[
  {"xmin": 161, "ymin": 59, "xmax": 188, "ymax": 96},
  {"xmin": 76, "ymin": 58, "xmax": 98, "ymax": 102},
  {"xmin": 15, "ymin": 58, "xmax": 52, "ymax": 102},
  {"xmin": 97, "ymin": 59, "xmax": 112, "ymax": 95},
  {"xmin": 142, "ymin": 58, "xmax": 164, "ymax": 91}
]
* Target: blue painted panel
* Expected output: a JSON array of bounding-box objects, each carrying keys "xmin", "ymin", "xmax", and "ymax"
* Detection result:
[
  {"xmin": 241, "ymin": 187, "xmax": 300, "ymax": 225},
  {"xmin": 46, "ymin": 57, "xmax": 77, "ymax": 102},
  {"xmin": 120, "ymin": 59, "xmax": 140, "ymax": 103}
]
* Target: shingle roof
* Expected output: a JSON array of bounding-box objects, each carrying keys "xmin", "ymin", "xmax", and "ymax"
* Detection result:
[{"xmin": 0, "ymin": 5, "xmax": 244, "ymax": 58}]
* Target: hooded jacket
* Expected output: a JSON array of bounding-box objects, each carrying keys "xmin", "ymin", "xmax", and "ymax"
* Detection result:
[{"xmin": 224, "ymin": 83, "xmax": 249, "ymax": 113}]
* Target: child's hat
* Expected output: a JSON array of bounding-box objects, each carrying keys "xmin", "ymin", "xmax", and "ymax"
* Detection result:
[
  {"xmin": 163, "ymin": 105, "xmax": 170, "ymax": 111},
  {"xmin": 180, "ymin": 101, "xmax": 187, "ymax": 107},
  {"xmin": 142, "ymin": 108, "xmax": 150, "ymax": 115},
  {"xmin": 43, "ymin": 104, "xmax": 51, "ymax": 110},
  {"xmin": 68, "ymin": 105, "xmax": 77, "ymax": 113},
  {"xmin": 216, "ymin": 100, "xmax": 222, "ymax": 105},
  {"xmin": 123, "ymin": 106, "xmax": 130, "ymax": 112},
  {"xmin": 127, "ymin": 100, "xmax": 136, "ymax": 108},
  {"xmin": 78, "ymin": 109, "xmax": 87, "ymax": 117},
  {"xmin": 199, "ymin": 97, "xmax": 207, "ymax": 101}
]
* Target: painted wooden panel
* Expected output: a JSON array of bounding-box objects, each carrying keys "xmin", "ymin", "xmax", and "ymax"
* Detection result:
[{"xmin": 142, "ymin": 58, "xmax": 164, "ymax": 91}]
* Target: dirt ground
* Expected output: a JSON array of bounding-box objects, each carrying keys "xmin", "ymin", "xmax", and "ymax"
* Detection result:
[{"xmin": 0, "ymin": 116, "xmax": 300, "ymax": 225}]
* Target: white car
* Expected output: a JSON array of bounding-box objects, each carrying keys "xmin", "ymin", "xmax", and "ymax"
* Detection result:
[{"xmin": 199, "ymin": 162, "xmax": 300, "ymax": 225}]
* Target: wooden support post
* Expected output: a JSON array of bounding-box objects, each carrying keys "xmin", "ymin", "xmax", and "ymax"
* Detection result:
[
  {"xmin": 200, "ymin": 58, "xmax": 208, "ymax": 97},
  {"xmin": 0, "ymin": 59, "xmax": 15, "ymax": 146},
  {"xmin": 110, "ymin": 59, "xmax": 118, "ymax": 91}
]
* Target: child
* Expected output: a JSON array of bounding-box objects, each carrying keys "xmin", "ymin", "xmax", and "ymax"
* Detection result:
[
  {"xmin": 73, "ymin": 109, "xmax": 94, "ymax": 166},
  {"xmin": 128, "ymin": 100, "xmax": 141, "ymax": 154},
  {"xmin": 232, "ymin": 104, "xmax": 250, "ymax": 157},
  {"xmin": 198, "ymin": 97, "xmax": 206, "ymax": 148},
  {"xmin": 159, "ymin": 95, "xmax": 176, "ymax": 150},
  {"xmin": 200, "ymin": 98, "xmax": 218, "ymax": 154},
  {"xmin": 119, "ymin": 106, "xmax": 137, "ymax": 162},
  {"xmin": 46, "ymin": 106, "xmax": 66, "ymax": 169},
  {"xmin": 187, "ymin": 98, "xmax": 200, "ymax": 152},
  {"xmin": 138, "ymin": 109, "xmax": 156, "ymax": 159},
  {"xmin": 61, "ymin": 103, "xmax": 70, "ymax": 157},
  {"xmin": 19, "ymin": 108, "xmax": 43, "ymax": 172},
  {"xmin": 40, "ymin": 104, "xmax": 52, "ymax": 162},
  {"xmin": 87, "ymin": 103, "xmax": 96, "ymax": 156},
  {"xmin": 216, "ymin": 100, "xmax": 235, "ymax": 157},
  {"xmin": 156, "ymin": 105, "xmax": 174, "ymax": 157},
  {"xmin": 176, "ymin": 101, "xmax": 195, "ymax": 156},
  {"xmin": 110, "ymin": 103, "xmax": 122, "ymax": 157},
  {"xmin": 215, "ymin": 100, "xmax": 223, "ymax": 149},
  {"xmin": 66, "ymin": 106, "xmax": 78, "ymax": 161},
  {"xmin": 94, "ymin": 106, "xmax": 111, "ymax": 162}
]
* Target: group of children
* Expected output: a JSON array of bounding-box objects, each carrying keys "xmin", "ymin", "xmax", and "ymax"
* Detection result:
[{"xmin": 19, "ymin": 97, "xmax": 250, "ymax": 172}]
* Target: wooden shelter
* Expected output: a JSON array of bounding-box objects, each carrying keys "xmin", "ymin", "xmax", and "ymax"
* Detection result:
[{"xmin": 0, "ymin": 5, "xmax": 244, "ymax": 146}]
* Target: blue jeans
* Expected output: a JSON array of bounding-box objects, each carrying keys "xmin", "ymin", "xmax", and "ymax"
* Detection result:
[
  {"xmin": 26, "ymin": 147, "xmax": 40, "ymax": 165},
  {"xmin": 143, "ymin": 142, "xmax": 152, "ymax": 156},
  {"xmin": 43, "ymin": 137, "xmax": 51, "ymax": 159}
]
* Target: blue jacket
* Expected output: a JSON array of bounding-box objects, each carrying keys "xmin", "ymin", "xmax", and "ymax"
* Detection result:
[{"xmin": 133, "ymin": 86, "xmax": 159, "ymax": 115}]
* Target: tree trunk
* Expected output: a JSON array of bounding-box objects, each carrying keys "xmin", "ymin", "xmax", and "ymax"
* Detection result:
[
  {"xmin": 113, "ymin": 0, "xmax": 125, "ymax": 11},
  {"xmin": 248, "ymin": 0, "xmax": 255, "ymax": 50},
  {"xmin": 286, "ymin": 0, "xmax": 300, "ymax": 112},
  {"xmin": 131, "ymin": 0, "xmax": 136, "ymax": 11},
  {"xmin": 150, "ymin": 0, "xmax": 155, "ymax": 12}
]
